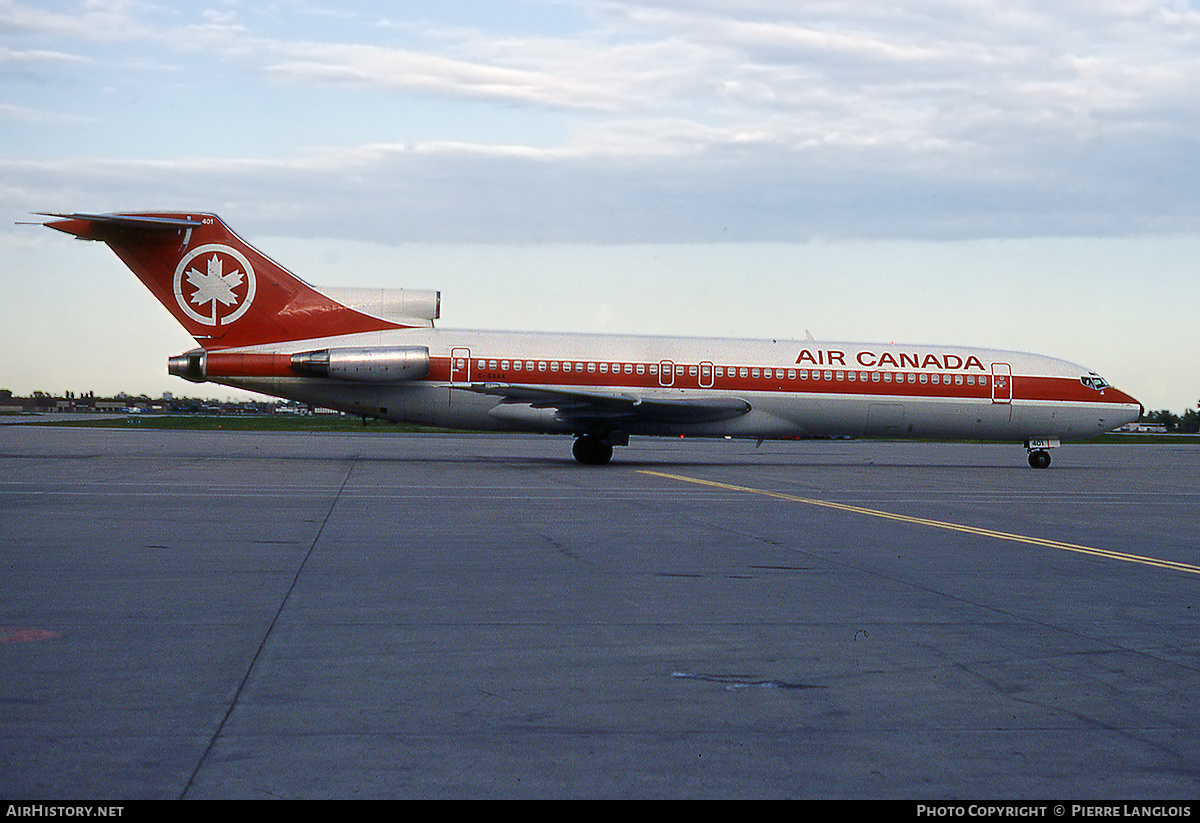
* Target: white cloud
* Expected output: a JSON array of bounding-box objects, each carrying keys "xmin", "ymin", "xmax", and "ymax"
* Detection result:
[
  {"xmin": 0, "ymin": 45, "xmax": 89, "ymax": 65},
  {"xmin": 2, "ymin": 1, "xmax": 1199, "ymax": 241},
  {"xmin": 0, "ymin": 0, "xmax": 152, "ymax": 41},
  {"xmin": 262, "ymin": 40, "xmax": 631, "ymax": 110}
]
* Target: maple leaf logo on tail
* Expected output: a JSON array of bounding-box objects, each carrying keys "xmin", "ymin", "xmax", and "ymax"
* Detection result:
[
  {"xmin": 172, "ymin": 244, "xmax": 257, "ymax": 326},
  {"xmin": 187, "ymin": 254, "xmax": 243, "ymax": 319}
]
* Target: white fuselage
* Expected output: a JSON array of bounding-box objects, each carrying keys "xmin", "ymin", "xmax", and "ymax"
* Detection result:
[{"xmin": 211, "ymin": 327, "xmax": 1142, "ymax": 443}]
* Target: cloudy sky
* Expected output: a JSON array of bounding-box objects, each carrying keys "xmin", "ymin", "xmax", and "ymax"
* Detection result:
[{"xmin": 2, "ymin": 0, "xmax": 1198, "ymax": 413}]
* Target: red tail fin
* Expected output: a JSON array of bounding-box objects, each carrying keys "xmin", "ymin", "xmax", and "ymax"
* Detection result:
[{"xmin": 43, "ymin": 212, "xmax": 411, "ymax": 349}]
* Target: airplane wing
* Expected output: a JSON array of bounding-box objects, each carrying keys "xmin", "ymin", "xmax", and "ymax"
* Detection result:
[{"xmin": 464, "ymin": 383, "xmax": 752, "ymax": 426}]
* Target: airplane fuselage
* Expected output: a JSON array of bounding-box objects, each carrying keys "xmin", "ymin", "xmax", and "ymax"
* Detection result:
[{"xmin": 191, "ymin": 327, "xmax": 1140, "ymax": 445}]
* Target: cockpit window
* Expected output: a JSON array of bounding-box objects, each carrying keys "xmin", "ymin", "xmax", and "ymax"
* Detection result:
[{"xmin": 1080, "ymin": 375, "xmax": 1110, "ymax": 390}]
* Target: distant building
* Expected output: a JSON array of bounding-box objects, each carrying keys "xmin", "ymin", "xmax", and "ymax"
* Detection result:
[
  {"xmin": 1, "ymin": 393, "xmax": 281, "ymax": 415},
  {"xmin": 1116, "ymin": 422, "xmax": 1168, "ymax": 433}
]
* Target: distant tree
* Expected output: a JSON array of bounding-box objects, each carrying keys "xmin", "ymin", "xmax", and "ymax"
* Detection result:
[{"xmin": 1182, "ymin": 401, "xmax": 1200, "ymax": 434}]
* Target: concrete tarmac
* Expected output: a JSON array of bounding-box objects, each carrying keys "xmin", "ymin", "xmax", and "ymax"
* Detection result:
[{"xmin": 2, "ymin": 426, "xmax": 1198, "ymax": 799}]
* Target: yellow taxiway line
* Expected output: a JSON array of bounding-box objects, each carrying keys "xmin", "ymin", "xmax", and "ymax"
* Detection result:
[{"xmin": 638, "ymin": 470, "xmax": 1200, "ymax": 577}]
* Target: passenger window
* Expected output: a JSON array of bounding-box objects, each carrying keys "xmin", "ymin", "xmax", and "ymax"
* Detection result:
[
  {"xmin": 550, "ymin": 362, "xmax": 559, "ymax": 372},
  {"xmin": 637, "ymin": 364, "xmax": 645, "ymax": 375},
  {"xmin": 477, "ymin": 359, "xmax": 486, "ymax": 369},
  {"xmin": 848, "ymin": 371, "xmax": 856, "ymax": 381},
  {"xmin": 500, "ymin": 361, "xmax": 509, "ymax": 370},
  {"xmin": 740, "ymin": 367, "xmax": 748, "ymax": 378},
  {"xmin": 625, "ymin": 364, "xmax": 633, "ymax": 374},
  {"xmin": 873, "ymin": 372, "xmax": 881, "ymax": 382},
  {"xmin": 966, "ymin": 375, "xmax": 975, "ymax": 385},
  {"xmin": 980, "ymin": 376, "xmax": 987, "ymax": 385},
  {"xmin": 489, "ymin": 360, "xmax": 498, "ymax": 370},
  {"xmin": 883, "ymin": 373, "xmax": 892, "ymax": 382},
  {"xmin": 798, "ymin": 369, "xmax": 808, "ymax": 379},
  {"xmin": 588, "ymin": 363, "xmax": 596, "ymax": 373},
  {"xmin": 955, "ymin": 374, "xmax": 963, "ymax": 385},
  {"xmin": 787, "ymin": 369, "xmax": 796, "ymax": 380},
  {"xmin": 931, "ymin": 374, "xmax": 939, "ymax": 384},
  {"xmin": 919, "ymin": 373, "xmax": 927, "ymax": 384}
]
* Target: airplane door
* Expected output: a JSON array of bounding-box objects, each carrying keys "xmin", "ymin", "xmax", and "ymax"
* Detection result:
[
  {"xmin": 699, "ymin": 361, "xmax": 714, "ymax": 388},
  {"xmin": 991, "ymin": 362, "xmax": 1012, "ymax": 404},
  {"xmin": 659, "ymin": 359, "xmax": 675, "ymax": 387},
  {"xmin": 451, "ymin": 348, "xmax": 471, "ymax": 383}
]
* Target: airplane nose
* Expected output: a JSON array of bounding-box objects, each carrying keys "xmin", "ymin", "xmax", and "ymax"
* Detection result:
[
  {"xmin": 1104, "ymin": 387, "xmax": 1143, "ymax": 429},
  {"xmin": 1113, "ymin": 388, "xmax": 1142, "ymax": 414},
  {"xmin": 1122, "ymin": 392, "xmax": 1143, "ymax": 428}
]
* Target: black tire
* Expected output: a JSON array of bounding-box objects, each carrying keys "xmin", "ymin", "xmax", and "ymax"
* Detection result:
[
  {"xmin": 572, "ymin": 436, "xmax": 613, "ymax": 465},
  {"xmin": 1028, "ymin": 450, "xmax": 1051, "ymax": 469}
]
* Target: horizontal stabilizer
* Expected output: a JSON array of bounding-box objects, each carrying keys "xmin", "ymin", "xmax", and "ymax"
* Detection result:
[{"xmin": 40, "ymin": 212, "xmax": 206, "ymax": 238}]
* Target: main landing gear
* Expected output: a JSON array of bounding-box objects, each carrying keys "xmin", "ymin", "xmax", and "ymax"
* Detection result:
[{"xmin": 572, "ymin": 434, "xmax": 615, "ymax": 465}]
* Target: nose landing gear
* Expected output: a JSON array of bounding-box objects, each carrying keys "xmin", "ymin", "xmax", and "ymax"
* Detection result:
[
  {"xmin": 1027, "ymin": 449, "xmax": 1052, "ymax": 469},
  {"xmin": 1024, "ymin": 438, "xmax": 1059, "ymax": 469}
]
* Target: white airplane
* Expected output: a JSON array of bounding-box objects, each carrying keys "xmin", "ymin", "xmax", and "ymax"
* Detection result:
[{"xmin": 42, "ymin": 212, "xmax": 1142, "ymax": 467}]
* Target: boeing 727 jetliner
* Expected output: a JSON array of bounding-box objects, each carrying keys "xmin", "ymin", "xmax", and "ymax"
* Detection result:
[{"xmin": 42, "ymin": 212, "xmax": 1142, "ymax": 467}]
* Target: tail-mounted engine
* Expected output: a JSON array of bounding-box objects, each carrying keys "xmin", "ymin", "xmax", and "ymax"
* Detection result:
[
  {"xmin": 169, "ymin": 346, "xmax": 431, "ymax": 383},
  {"xmin": 289, "ymin": 346, "xmax": 430, "ymax": 381}
]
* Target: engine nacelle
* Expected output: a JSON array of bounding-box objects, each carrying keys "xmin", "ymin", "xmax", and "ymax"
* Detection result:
[
  {"xmin": 290, "ymin": 346, "xmax": 430, "ymax": 382},
  {"xmin": 167, "ymin": 350, "xmax": 207, "ymax": 382},
  {"xmin": 318, "ymin": 287, "xmax": 440, "ymax": 326}
]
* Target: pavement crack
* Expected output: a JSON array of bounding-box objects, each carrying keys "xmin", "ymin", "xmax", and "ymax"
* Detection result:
[{"xmin": 178, "ymin": 454, "xmax": 359, "ymax": 800}]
